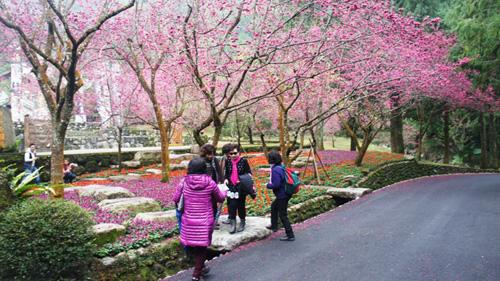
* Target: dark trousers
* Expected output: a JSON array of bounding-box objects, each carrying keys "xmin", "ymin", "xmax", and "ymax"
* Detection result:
[
  {"xmin": 271, "ymin": 197, "xmax": 294, "ymax": 238},
  {"xmin": 64, "ymin": 172, "xmax": 76, "ymax": 183},
  {"xmin": 189, "ymin": 246, "xmax": 207, "ymax": 278},
  {"xmin": 228, "ymin": 194, "xmax": 247, "ymax": 220}
]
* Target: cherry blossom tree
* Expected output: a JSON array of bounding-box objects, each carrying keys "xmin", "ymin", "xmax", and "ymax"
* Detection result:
[{"xmin": 0, "ymin": 0, "xmax": 135, "ymax": 194}]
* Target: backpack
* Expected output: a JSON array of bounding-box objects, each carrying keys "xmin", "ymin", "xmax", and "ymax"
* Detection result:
[{"xmin": 280, "ymin": 165, "xmax": 301, "ymax": 196}]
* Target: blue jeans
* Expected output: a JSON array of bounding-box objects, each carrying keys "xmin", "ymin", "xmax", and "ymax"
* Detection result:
[
  {"xmin": 64, "ymin": 172, "xmax": 76, "ymax": 183},
  {"xmin": 23, "ymin": 164, "xmax": 41, "ymax": 184}
]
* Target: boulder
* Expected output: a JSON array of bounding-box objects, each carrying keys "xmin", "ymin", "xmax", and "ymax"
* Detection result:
[
  {"xmin": 109, "ymin": 174, "xmax": 141, "ymax": 182},
  {"xmin": 133, "ymin": 210, "xmax": 177, "ymax": 223},
  {"xmin": 210, "ymin": 216, "xmax": 272, "ymax": 251},
  {"xmin": 245, "ymin": 153, "xmax": 265, "ymax": 159},
  {"xmin": 169, "ymin": 164, "xmax": 186, "ymax": 171},
  {"xmin": 122, "ymin": 160, "xmax": 141, "ymax": 168},
  {"xmin": 98, "ymin": 197, "xmax": 162, "ymax": 215},
  {"xmin": 145, "ymin": 169, "xmax": 162, "ymax": 175},
  {"xmin": 305, "ymin": 185, "xmax": 372, "ymax": 199},
  {"xmin": 92, "ymin": 223, "xmax": 126, "ymax": 245},
  {"xmin": 72, "ymin": 185, "xmax": 135, "ymax": 201},
  {"xmin": 134, "ymin": 152, "xmax": 161, "ymax": 164},
  {"xmin": 170, "ymin": 153, "xmax": 197, "ymax": 161},
  {"xmin": 291, "ymin": 161, "xmax": 307, "ymax": 168}
]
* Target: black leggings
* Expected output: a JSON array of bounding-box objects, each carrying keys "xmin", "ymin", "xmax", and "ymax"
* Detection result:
[
  {"xmin": 271, "ymin": 197, "xmax": 294, "ymax": 238},
  {"xmin": 228, "ymin": 194, "xmax": 247, "ymax": 220}
]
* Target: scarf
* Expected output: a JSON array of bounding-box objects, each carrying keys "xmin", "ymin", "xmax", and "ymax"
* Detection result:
[{"xmin": 230, "ymin": 156, "xmax": 241, "ymax": 186}]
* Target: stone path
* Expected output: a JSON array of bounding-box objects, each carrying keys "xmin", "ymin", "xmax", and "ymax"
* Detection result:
[
  {"xmin": 165, "ymin": 174, "xmax": 500, "ymax": 281},
  {"xmin": 67, "ymin": 181, "xmax": 372, "ymax": 258}
]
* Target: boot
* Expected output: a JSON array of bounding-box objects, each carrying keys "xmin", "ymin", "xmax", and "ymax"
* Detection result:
[
  {"xmin": 237, "ymin": 219, "xmax": 246, "ymax": 232},
  {"xmin": 229, "ymin": 219, "xmax": 237, "ymax": 234}
]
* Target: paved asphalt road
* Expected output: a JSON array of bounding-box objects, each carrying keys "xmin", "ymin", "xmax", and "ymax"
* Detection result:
[{"xmin": 166, "ymin": 174, "xmax": 500, "ymax": 281}]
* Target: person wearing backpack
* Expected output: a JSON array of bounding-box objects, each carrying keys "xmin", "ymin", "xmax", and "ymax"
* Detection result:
[{"xmin": 266, "ymin": 150, "xmax": 295, "ymax": 241}]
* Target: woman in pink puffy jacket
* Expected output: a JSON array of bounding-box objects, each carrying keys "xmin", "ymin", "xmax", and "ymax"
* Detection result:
[{"xmin": 173, "ymin": 157, "xmax": 227, "ymax": 281}]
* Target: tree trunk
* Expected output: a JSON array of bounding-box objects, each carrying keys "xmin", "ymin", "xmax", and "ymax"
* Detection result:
[
  {"xmin": 193, "ymin": 128, "xmax": 206, "ymax": 147},
  {"xmin": 480, "ymin": 112, "xmax": 488, "ymax": 169},
  {"xmin": 349, "ymin": 117, "xmax": 357, "ymax": 151},
  {"xmin": 50, "ymin": 127, "xmax": 65, "ymax": 198},
  {"xmin": 117, "ymin": 127, "xmax": 123, "ymax": 170},
  {"xmin": 278, "ymin": 98, "xmax": 287, "ymax": 164},
  {"xmin": 300, "ymin": 131, "xmax": 305, "ymax": 149},
  {"xmin": 488, "ymin": 112, "xmax": 498, "ymax": 168},
  {"xmin": 355, "ymin": 139, "xmax": 371, "ymax": 167},
  {"xmin": 332, "ymin": 135, "xmax": 335, "ymax": 148},
  {"xmin": 317, "ymin": 125, "xmax": 325, "ymax": 151},
  {"xmin": 235, "ymin": 113, "xmax": 241, "ymax": 148},
  {"xmin": 390, "ymin": 106, "xmax": 404, "ymax": 154},
  {"xmin": 309, "ymin": 127, "xmax": 318, "ymax": 151},
  {"xmin": 260, "ymin": 132, "xmax": 268, "ymax": 156},
  {"xmin": 212, "ymin": 124, "xmax": 223, "ymax": 148},
  {"xmin": 158, "ymin": 122, "xmax": 171, "ymax": 182},
  {"xmin": 443, "ymin": 110, "xmax": 450, "ymax": 164},
  {"xmin": 247, "ymin": 125, "xmax": 254, "ymax": 144}
]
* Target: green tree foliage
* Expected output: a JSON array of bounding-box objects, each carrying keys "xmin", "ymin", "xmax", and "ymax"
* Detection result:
[
  {"xmin": 391, "ymin": 0, "xmax": 451, "ymax": 19},
  {"xmin": 445, "ymin": 0, "xmax": 500, "ymax": 92}
]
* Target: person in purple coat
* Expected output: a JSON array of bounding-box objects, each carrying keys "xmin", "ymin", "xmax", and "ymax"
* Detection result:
[
  {"xmin": 266, "ymin": 150, "xmax": 295, "ymax": 241},
  {"xmin": 173, "ymin": 157, "xmax": 227, "ymax": 281}
]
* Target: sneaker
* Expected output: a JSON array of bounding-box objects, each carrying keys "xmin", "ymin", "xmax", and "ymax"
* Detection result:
[
  {"xmin": 221, "ymin": 218, "xmax": 231, "ymax": 225},
  {"xmin": 265, "ymin": 225, "xmax": 278, "ymax": 232},
  {"xmin": 279, "ymin": 236, "xmax": 295, "ymax": 241},
  {"xmin": 202, "ymin": 266, "xmax": 210, "ymax": 276}
]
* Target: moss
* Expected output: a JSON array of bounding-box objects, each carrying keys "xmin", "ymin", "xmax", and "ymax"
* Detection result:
[
  {"xmin": 94, "ymin": 239, "xmax": 191, "ymax": 281},
  {"xmin": 358, "ymin": 159, "xmax": 499, "ymax": 190},
  {"xmin": 288, "ymin": 195, "xmax": 336, "ymax": 224}
]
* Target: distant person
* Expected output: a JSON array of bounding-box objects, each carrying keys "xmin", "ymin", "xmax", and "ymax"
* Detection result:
[
  {"xmin": 173, "ymin": 157, "xmax": 227, "ymax": 281},
  {"xmin": 224, "ymin": 144, "xmax": 253, "ymax": 234},
  {"xmin": 266, "ymin": 150, "xmax": 295, "ymax": 241},
  {"xmin": 24, "ymin": 143, "xmax": 40, "ymax": 184},
  {"xmin": 218, "ymin": 143, "xmax": 234, "ymax": 225},
  {"xmin": 63, "ymin": 159, "xmax": 78, "ymax": 183}
]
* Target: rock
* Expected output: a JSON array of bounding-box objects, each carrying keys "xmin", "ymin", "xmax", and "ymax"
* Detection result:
[
  {"xmin": 210, "ymin": 216, "xmax": 272, "ymax": 251},
  {"xmin": 134, "ymin": 152, "xmax": 161, "ymax": 164},
  {"xmin": 101, "ymin": 257, "xmax": 116, "ymax": 267},
  {"xmin": 79, "ymin": 177, "xmax": 109, "ymax": 182},
  {"xmin": 145, "ymin": 169, "xmax": 162, "ymax": 175},
  {"xmin": 170, "ymin": 153, "xmax": 197, "ymax": 161},
  {"xmin": 71, "ymin": 185, "xmax": 135, "ymax": 201},
  {"xmin": 295, "ymin": 157, "xmax": 311, "ymax": 163},
  {"xmin": 122, "ymin": 160, "xmax": 141, "ymax": 168},
  {"xmin": 190, "ymin": 145, "xmax": 200, "ymax": 154},
  {"xmin": 92, "ymin": 223, "xmax": 126, "ymax": 245},
  {"xmin": 133, "ymin": 210, "xmax": 177, "ymax": 223},
  {"xmin": 109, "ymin": 174, "xmax": 142, "ymax": 182},
  {"xmin": 291, "ymin": 161, "xmax": 307, "ymax": 168},
  {"xmin": 170, "ymin": 164, "xmax": 186, "ymax": 171},
  {"xmin": 305, "ymin": 185, "xmax": 372, "ymax": 199},
  {"xmin": 98, "ymin": 197, "xmax": 162, "ymax": 215},
  {"xmin": 245, "ymin": 153, "xmax": 265, "ymax": 159}
]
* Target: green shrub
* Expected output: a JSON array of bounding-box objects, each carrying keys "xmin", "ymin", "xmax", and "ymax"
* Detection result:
[
  {"xmin": 85, "ymin": 160, "xmax": 100, "ymax": 173},
  {"xmin": 0, "ymin": 171, "xmax": 16, "ymax": 211},
  {"xmin": 358, "ymin": 160, "xmax": 498, "ymax": 190},
  {"xmin": 0, "ymin": 199, "xmax": 96, "ymax": 280}
]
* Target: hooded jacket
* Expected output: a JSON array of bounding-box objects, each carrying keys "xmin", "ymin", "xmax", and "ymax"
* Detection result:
[{"xmin": 173, "ymin": 174, "xmax": 226, "ymax": 247}]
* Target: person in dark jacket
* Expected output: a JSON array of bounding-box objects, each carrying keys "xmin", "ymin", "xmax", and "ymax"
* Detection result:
[
  {"xmin": 200, "ymin": 144, "xmax": 223, "ymax": 229},
  {"xmin": 266, "ymin": 150, "xmax": 295, "ymax": 241},
  {"xmin": 224, "ymin": 145, "xmax": 252, "ymax": 234},
  {"xmin": 219, "ymin": 143, "xmax": 234, "ymax": 225}
]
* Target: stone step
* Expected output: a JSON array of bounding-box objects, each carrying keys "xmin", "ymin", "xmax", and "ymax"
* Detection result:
[
  {"xmin": 109, "ymin": 174, "xmax": 142, "ymax": 182},
  {"xmin": 133, "ymin": 210, "xmax": 177, "ymax": 223},
  {"xmin": 92, "ymin": 223, "xmax": 126, "ymax": 245},
  {"xmin": 66, "ymin": 185, "xmax": 135, "ymax": 201},
  {"xmin": 210, "ymin": 216, "xmax": 272, "ymax": 252},
  {"xmin": 98, "ymin": 197, "xmax": 162, "ymax": 215},
  {"xmin": 145, "ymin": 168, "xmax": 162, "ymax": 175},
  {"xmin": 305, "ymin": 185, "xmax": 372, "ymax": 199}
]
